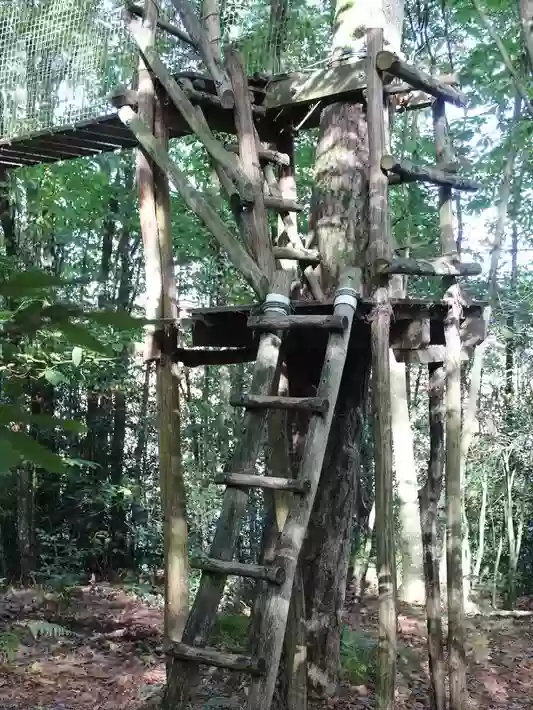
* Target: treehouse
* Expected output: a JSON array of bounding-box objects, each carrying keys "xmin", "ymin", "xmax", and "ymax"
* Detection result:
[{"xmin": 0, "ymin": 1, "xmax": 486, "ymax": 709}]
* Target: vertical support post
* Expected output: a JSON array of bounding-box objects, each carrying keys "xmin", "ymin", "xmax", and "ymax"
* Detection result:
[
  {"xmin": 135, "ymin": 2, "xmax": 188, "ymax": 708},
  {"xmin": 366, "ymin": 28, "xmax": 396, "ymax": 710},
  {"xmin": 433, "ymin": 98, "xmax": 466, "ymax": 710}
]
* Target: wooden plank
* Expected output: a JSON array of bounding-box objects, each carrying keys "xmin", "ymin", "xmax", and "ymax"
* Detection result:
[
  {"xmin": 117, "ymin": 106, "xmax": 268, "ymax": 298},
  {"xmin": 246, "ymin": 268, "xmax": 361, "ymax": 710},
  {"xmin": 165, "ymin": 642, "xmax": 265, "ymax": 674},
  {"xmin": 384, "ymin": 257, "xmax": 481, "ymax": 276},
  {"xmin": 173, "ymin": 346, "xmax": 257, "ymax": 366},
  {"xmin": 265, "ymin": 59, "xmax": 367, "ymax": 109},
  {"xmin": 190, "ymin": 557, "xmax": 285, "ymax": 584},
  {"xmin": 376, "ymin": 51, "xmax": 467, "ymax": 107},
  {"xmin": 381, "ymin": 155, "xmax": 480, "ymax": 192},
  {"xmin": 214, "ymin": 473, "xmax": 309, "ymax": 492},
  {"xmin": 230, "ymin": 394, "xmax": 329, "ymax": 415},
  {"xmin": 248, "ymin": 314, "xmax": 347, "ymax": 332}
]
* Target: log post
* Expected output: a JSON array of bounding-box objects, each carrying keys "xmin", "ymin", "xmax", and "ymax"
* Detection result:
[
  {"xmin": 433, "ymin": 97, "xmax": 467, "ymax": 710},
  {"xmin": 367, "ymin": 28, "xmax": 396, "ymax": 710},
  {"xmin": 134, "ymin": 3, "xmax": 188, "ymax": 709}
]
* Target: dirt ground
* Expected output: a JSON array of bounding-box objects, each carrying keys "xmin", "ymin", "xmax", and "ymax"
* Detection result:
[{"xmin": 1, "ymin": 582, "xmax": 532, "ymax": 709}]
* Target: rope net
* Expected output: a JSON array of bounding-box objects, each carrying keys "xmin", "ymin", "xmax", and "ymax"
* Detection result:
[{"xmin": 0, "ymin": 0, "xmax": 332, "ymax": 143}]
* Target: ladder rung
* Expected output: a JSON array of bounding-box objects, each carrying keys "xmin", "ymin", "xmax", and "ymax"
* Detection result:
[
  {"xmin": 262, "ymin": 196, "xmax": 304, "ymax": 213},
  {"xmin": 165, "ymin": 641, "xmax": 265, "ymax": 675},
  {"xmin": 191, "ymin": 557, "xmax": 285, "ymax": 584},
  {"xmin": 225, "ymin": 143, "xmax": 290, "ymax": 166},
  {"xmin": 230, "ymin": 394, "xmax": 329, "ymax": 416},
  {"xmin": 215, "ymin": 473, "xmax": 310, "ymax": 493},
  {"xmin": 248, "ymin": 314, "xmax": 347, "ymax": 332}
]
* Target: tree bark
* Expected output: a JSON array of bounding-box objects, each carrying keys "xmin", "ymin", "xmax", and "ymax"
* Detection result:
[{"xmin": 299, "ymin": 100, "xmax": 370, "ymax": 694}]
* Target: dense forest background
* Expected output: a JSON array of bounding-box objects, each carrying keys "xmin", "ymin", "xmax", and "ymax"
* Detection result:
[{"xmin": 1, "ymin": 0, "xmax": 533, "ymax": 620}]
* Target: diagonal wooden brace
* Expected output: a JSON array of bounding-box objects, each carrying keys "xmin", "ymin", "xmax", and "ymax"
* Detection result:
[
  {"xmin": 117, "ymin": 106, "xmax": 268, "ymax": 298},
  {"xmin": 125, "ymin": 17, "xmax": 254, "ymax": 202},
  {"xmin": 168, "ymin": 0, "xmax": 234, "ymax": 108}
]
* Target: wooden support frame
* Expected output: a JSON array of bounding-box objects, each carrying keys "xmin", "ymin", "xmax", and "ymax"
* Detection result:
[
  {"xmin": 117, "ymin": 106, "xmax": 268, "ymax": 297},
  {"xmin": 169, "ymin": 0, "xmax": 234, "ymax": 107},
  {"xmin": 125, "ymin": 18, "xmax": 254, "ymax": 202}
]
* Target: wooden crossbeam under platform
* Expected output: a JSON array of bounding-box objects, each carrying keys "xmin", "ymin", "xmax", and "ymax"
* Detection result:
[
  {"xmin": 174, "ymin": 297, "xmax": 487, "ymax": 367},
  {"xmin": 0, "ymin": 61, "xmax": 461, "ymax": 170}
]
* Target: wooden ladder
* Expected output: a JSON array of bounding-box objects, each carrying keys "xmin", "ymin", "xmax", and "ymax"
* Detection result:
[{"xmin": 168, "ymin": 270, "xmax": 360, "ymax": 709}]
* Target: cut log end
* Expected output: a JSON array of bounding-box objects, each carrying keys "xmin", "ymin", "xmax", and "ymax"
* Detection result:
[
  {"xmin": 376, "ymin": 50, "xmax": 396, "ymax": 72},
  {"xmin": 220, "ymin": 88, "xmax": 235, "ymax": 109}
]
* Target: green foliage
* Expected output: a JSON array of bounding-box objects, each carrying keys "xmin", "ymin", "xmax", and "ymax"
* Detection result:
[
  {"xmin": 211, "ymin": 615, "xmax": 249, "ymax": 650},
  {"xmin": 0, "ymin": 632, "xmax": 20, "ymax": 663},
  {"xmin": 340, "ymin": 628, "xmax": 377, "ymax": 684}
]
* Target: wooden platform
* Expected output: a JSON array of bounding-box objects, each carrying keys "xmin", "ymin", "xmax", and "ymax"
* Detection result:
[
  {"xmin": 0, "ymin": 60, "xmax": 422, "ymax": 170},
  {"xmin": 177, "ymin": 297, "xmax": 487, "ymax": 366}
]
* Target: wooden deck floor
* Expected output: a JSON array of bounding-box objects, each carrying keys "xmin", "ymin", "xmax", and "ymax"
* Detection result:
[{"xmin": 0, "ymin": 59, "xmax": 377, "ymax": 169}]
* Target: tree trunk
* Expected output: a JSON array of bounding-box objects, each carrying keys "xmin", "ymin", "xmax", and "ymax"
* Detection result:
[{"xmin": 520, "ymin": 0, "xmax": 533, "ymax": 71}]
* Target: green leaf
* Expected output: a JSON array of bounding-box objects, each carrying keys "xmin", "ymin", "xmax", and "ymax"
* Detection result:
[
  {"xmin": 44, "ymin": 368, "xmax": 66, "ymax": 386},
  {"xmin": 57, "ymin": 320, "xmax": 112, "ymax": 356},
  {"xmin": 0, "ymin": 270, "xmax": 67, "ymax": 296},
  {"xmin": 85, "ymin": 310, "xmax": 146, "ymax": 329},
  {"xmin": 71, "ymin": 346, "xmax": 83, "ymax": 367},
  {"xmin": 0, "ymin": 436, "xmax": 23, "ymax": 471},
  {"xmin": 0, "ymin": 405, "xmax": 86, "ymax": 433},
  {"xmin": 0, "ymin": 428, "xmax": 66, "ymax": 473}
]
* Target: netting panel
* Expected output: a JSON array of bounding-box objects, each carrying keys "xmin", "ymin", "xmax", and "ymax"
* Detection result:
[{"xmin": 0, "ymin": 0, "xmax": 333, "ymax": 143}]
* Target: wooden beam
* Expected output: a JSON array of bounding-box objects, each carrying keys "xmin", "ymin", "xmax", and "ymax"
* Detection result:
[
  {"xmin": 225, "ymin": 143, "xmax": 290, "ymax": 166},
  {"xmin": 168, "ymin": 0, "xmax": 234, "ymax": 108},
  {"xmin": 272, "ymin": 246, "xmax": 320, "ymax": 262},
  {"xmin": 118, "ymin": 106, "xmax": 268, "ymax": 298},
  {"xmin": 383, "ymin": 257, "xmax": 481, "ymax": 277},
  {"xmin": 126, "ymin": 20, "xmax": 255, "ymax": 202},
  {"xmin": 230, "ymin": 394, "xmax": 329, "ymax": 415},
  {"xmin": 173, "ymin": 346, "xmax": 256, "ymax": 366},
  {"xmin": 165, "ymin": 642, "xmax": 265, "ymax": 674},
  {"xmin": 381, "ymin": 155, "xmax": 480, "ymax": 192},
  {"xmin": 225, "ymin": 49, "xmax": 275, "ymax": 277},
  {"xmin": 393, "ymin": 346, "xmax": 473, "ymax": 364},
  {"xmin": 248, "ymin": 314, "xmax": 347, "ymax": 332},
  {"xmin": 214, "ymin": 473, "xmax": 309, "ymax": 492},
  {"xmin": 190, "ymin": 557, "xmax": 285, "ymax": 584},
  {"xmin": 376, "ymin": 51, "xmax": 468, "ymax": 107},
  {"xmin": 263, "ymin": 196, "xmax": 304, "ymax": 213},
  {"xmin": 126, "ymin": 2, "xmax": 196, "ymax": 47}
]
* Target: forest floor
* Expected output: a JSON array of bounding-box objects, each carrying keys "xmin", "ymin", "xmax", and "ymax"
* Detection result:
[{"xmin": 1, "ymin": 582, "xmax": 533, "ymax": 709}]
